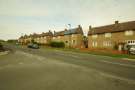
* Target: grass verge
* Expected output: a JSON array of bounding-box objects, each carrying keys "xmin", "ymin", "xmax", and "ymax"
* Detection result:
[{"xmin": 41, "ymin": 46, "xmax": 135, "ymax": 59}]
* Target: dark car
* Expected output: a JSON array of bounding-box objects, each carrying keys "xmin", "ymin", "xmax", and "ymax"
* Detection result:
[{"xmin": 27, "ymin": 43, "xmax": 39, "ymax": 49}]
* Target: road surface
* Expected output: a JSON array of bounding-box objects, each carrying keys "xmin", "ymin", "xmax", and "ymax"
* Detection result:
[{"xmin": 0, "ymin": 44, "xmax": 135, "ymax": 90}]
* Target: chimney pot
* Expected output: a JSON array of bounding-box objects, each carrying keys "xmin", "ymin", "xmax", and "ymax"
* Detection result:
[
  {"xmin": 115, "ymin": 21, "xmax": 119, "ymax": 24},
  {"xmin": 89, "ymin": 25, "xmax": 92, "ymax": 30}
]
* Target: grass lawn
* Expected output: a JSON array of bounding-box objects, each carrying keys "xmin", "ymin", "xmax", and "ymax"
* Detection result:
[{"xmin": 40, "ymin": 46, "xmax": 135, "ymax": 59}]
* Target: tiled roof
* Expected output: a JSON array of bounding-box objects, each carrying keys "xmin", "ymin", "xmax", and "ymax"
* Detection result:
[
  {"xmin": 54, "ymin": 31, "xmax": 65, "ymax": 36},
  {"xmin": 64, "ymin": 25, "xmax": 83, "ymax": 35},
  {"xmin": 40, "ymin": 31, "xmax": 53, "ymax": 37},
  {"xmin": 88, "ymin": 21, "xmax": 135, "ymax": 35}
]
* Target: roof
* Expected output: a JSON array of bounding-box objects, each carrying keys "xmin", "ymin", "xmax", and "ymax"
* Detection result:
[
  {"xmin": 88, "ymin": 21, "xmax": 135, "ymax": 35},
  {"xmin": 54, "ymin": 31, "xmax": 65, "ymax": 36},
  {"xmin": 40, "ymin": 31, "xmax": 53, "ymax": 37},
  {"xmin": 64, "ymin": 25, "xmax": 83, "ymax": 35}
]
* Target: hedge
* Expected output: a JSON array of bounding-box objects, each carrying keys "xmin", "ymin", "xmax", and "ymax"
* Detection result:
[
  {"xmin": 49, "ymin": 41, "xmax": 65, "ymax": 48},
  {"xmin": 0, "ymin": 43, "xmax": 4, "ymax": 51}
]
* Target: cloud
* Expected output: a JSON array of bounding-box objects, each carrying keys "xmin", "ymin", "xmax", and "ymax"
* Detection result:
[
  {"xmin": 0, "ymin": 0, "xmax": 48, "ymax": 17},
  {"xmin": 0, "ymin": 0, "xmax": 135, "ymax": 40}
]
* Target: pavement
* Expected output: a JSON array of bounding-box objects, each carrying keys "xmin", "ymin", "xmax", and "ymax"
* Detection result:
[{"xmin": 0, "ymin": 44, "xmax": 135, "ymax": 90}]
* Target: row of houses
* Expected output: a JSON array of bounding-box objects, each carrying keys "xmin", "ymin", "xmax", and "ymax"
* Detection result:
[
  {"xmin": 19, "ymin": 25, "xmax": 84, "ymax": 48},
  {"xmin": 88, "ymin": 21, "xmax": 135, "ymax": 51},
  {"xmin": 19, "ymin": 20, "xmax": 135, "ymax": 51}
]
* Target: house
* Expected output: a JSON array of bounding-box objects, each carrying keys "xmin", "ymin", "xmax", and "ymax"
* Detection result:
[
  {"xmin": 18, "ymin": 36, "xmax": 24, "ymax": 45},
  {"xmin": 53, "ymin": 30, "xmax": 65, "ymax": 42},
  {"xmin": 64, "ymin": 25, "xmax": 84, "ymax": 48},
  {"xmin": 18, "ymin": 31, "xmax": 53, "ymax": 45},
  {"xmin": 88, "ymin": 21, "xmax": 135, "ymax": 51},
  {"xmin": 38, "ymin": 31, "xmax": 53, "ymax": 45}
]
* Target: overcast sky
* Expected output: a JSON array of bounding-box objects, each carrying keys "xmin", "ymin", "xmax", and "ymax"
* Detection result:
[{"xmin": 0, "ymin": 0, "xmax": 135, "ymax": 40}]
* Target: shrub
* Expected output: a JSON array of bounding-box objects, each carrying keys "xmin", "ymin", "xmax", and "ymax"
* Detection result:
[
  {"xmin": 0, "ymin": 43, "xmax": 4, "ymax": 51},
  {"xmin": 114, "ymin": 44, "xmax": 118, "ymax": 50},
  {"xmin": 7, "ymin": 39, "xmax": 18, "ymax": 43},
  {"xmin": 49, "ymin": 41, "xmax": 65, "ymax": 48}
]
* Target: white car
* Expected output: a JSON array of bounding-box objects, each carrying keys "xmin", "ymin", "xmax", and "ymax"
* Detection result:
[{"xmin": 129, "ymin": 45, "xmax": 135, "ymax": 55}]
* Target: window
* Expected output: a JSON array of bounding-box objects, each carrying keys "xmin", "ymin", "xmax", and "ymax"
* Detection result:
[
  {"xmin": 103, "ymin": 41, "xmax": 112, "ymax": 47},
  {"xmin": 72, "ymin": 40, "xmax": 75, "ymax": 44},
  {"xmin": 44, "ymin": 37, "xmax": 46, "ymax": 39},
  {"xmin": 58, "ymin": 36, "xmax": 61, "ymax": 39},
  {"xmin": 92, "ymin": 34, "xmax": 98, "ymax": 39},
  {"xmin": 53, "ymin": 37, "xmax": 56, "ymax": 39},
  {"xmin": 65, "ymin": 41, "xmax": 68, "ymax": 43},
  {"xmin": 92, "ymin": 41, "xmax": 97, "ymax": 47},
  {"xmin": 72, "ymin": 34, "xmax": 75, "ymax": 37},
  {"xmin": 125, "ymin": 30, "xmax": 134, "ymax": 36},
  {"xmin": 105, "ymin": 33, "xmax": 111, "ymax": 38},
  {"xmin": 127, "ymin": 40, "xmax": 135, "ymax": 44}
]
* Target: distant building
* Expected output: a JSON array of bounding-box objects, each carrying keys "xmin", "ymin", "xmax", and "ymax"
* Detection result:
[
  {"xmin": 18, "ymin": 31, "xmax": 53, "ymax": 45},
  {"xmin": 88, "ymin": 21, "xmax": 135, "ymax": 50},
  {"xmin": 53, "ymin": 30, "xmax": 65, "ymax": 42},
  {"xmin": 36, "ymin": 31, "xmax": 53, "ymax": 45}
]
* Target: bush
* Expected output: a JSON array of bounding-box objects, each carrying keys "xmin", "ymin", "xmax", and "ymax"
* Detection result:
[
  {"xmin": 0, "ymin": 43, "xmax": 4, "ymax": 51},
  {"xmin": 114, "ymin": 44, "xmax": 118, "ymax": 50},
  {"xmin": 49, "ymin": 41, "xmax": 65, "ymax": 48},
  {"xmin": 7, "ymin": 39, "xmax": 18, "ymax": 43}
]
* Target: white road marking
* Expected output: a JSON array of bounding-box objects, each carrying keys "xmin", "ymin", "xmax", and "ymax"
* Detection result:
[
  {"xmin": 122, "ymin": 58, "xmax": 135, "ymax": 61},
  {"xmin": 57, "ymin": 53, "xmax": 81, "ymax": 59},
  {"xmin": 101, "ymin": 60, "xmax": 135, "ymax": 68},
  {"xmin": 100, "ymin": 72, "xmax": 135, "ymax": 85}
]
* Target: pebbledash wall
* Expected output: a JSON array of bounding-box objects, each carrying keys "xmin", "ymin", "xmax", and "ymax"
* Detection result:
[{"xmin": 88, "ymin": 21, "xmax": 135, "ymax": 50}]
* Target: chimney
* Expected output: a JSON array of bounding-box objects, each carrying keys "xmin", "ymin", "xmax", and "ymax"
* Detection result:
[
  {"xmin": 64, "ymin": 29, "xmax": 67, "ymax": 31},
  {"xmin": 78, "ymin": 25, "xmax": 81, "ymax": 28},
  {"xmin": 89, "ymin": 25, "xmax": 92, "ymax": 30},
  {"xmin": 54, "ymin": 31, "xmax": 56, "ymax": 34},
  {"xmin": 115, "ymin": 21, "xmax": 119, "ymax": 24}
]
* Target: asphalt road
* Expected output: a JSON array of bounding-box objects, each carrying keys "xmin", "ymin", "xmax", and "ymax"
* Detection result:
[{"xmin": 0, "ymin": 44, "xmax": 135, "ymax": 90}]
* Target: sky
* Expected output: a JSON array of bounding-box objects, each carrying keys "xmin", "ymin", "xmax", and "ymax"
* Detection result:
[{"xmin": 0, "ymin": 0, "xmax": 135, "ymax": 40}]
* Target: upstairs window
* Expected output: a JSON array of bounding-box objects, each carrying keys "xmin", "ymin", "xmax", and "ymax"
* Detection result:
[
  {"xmin": 105, "ymin": 33, "xmax": 111, "ymax": 38},
  {"xmin": 125, "ymin": 30, "xmax": 134, "ymax": 36},
  {"xmin": 58, "ymin": 36, "xmax": 61, "ymax": 39},
  {"xmin": 72, "ymin": 34, "xmax": 75, "ymax": 37},
  {"xmin": 53, "ymin": 37, "xmax": 56, "ymax": 39},
  {"xmin": 92, "ymin": 34, "xmax": 98, "ymax": 39}
]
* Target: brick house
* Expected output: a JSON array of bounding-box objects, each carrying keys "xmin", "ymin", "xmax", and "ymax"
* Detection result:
[
  {"xmin": 19, "ymin": 34, "xmax": 30, "ymax": 45},
  {"xmin": 88, "ymin": 21, "xmax": 135, "ymax": 50},
  {"xmin": 52, "ymin": 25, "xmax": 84, "ymax": 48},
  {"xmin": 64, "ymin": 25, "xmax": 84, "ymax": 48},
  {"xmin": 38, "ymin": 31, "xmax": 53, "ymax": 45},
  {"xmin": 19, "ymin": 31, "xmax": 53, "ymax": 45},
  {"xmin": 18, "ymin": 36, "xmax": 24, "ymax": 45}
]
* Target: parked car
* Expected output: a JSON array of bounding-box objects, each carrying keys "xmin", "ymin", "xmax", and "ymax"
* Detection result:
[
  {"xmin": 27, "ymin": 43, "xmax": 39, "ymax": 49},
  {"xmin": 129, "ymin": 45, "xmax": 135, "ymax": 55}
]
